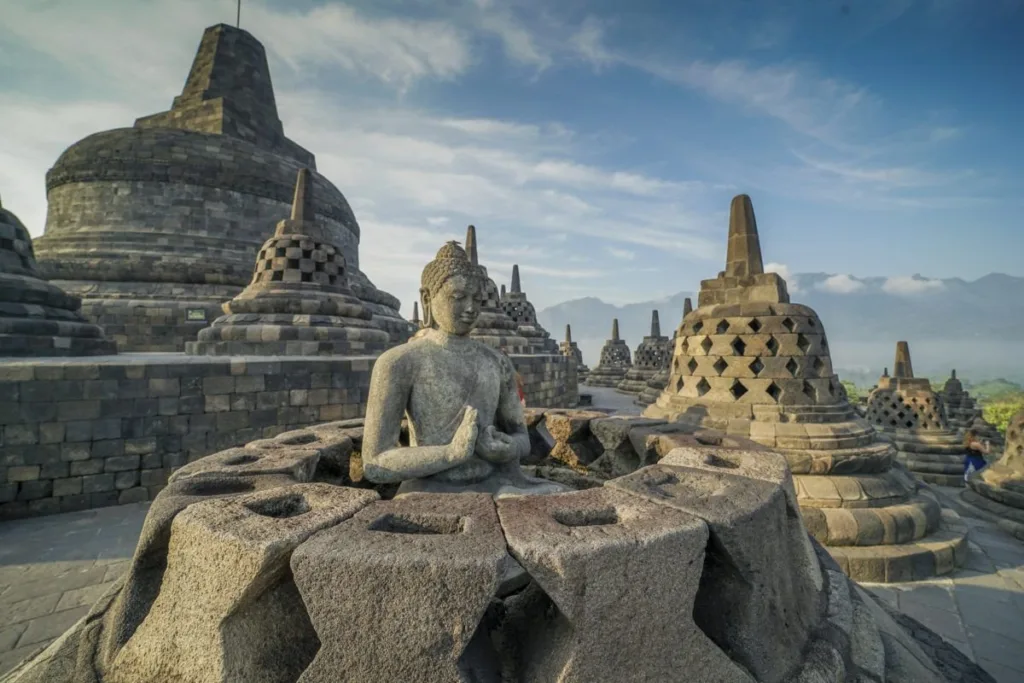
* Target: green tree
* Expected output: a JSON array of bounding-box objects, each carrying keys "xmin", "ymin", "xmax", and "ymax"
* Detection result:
[
  {"xmin": 840, "ymin": 380, "xmax": 860, "ymax": 402},
  {"xmin": 980, "ymin": 393, "xmax": 1024, "ymax": 434}
]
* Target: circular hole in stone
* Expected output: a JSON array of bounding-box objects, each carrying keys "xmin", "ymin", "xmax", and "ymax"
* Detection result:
[
  {"xmin": 276, "ymin": 432, "xmax": 319, "ymax": 446},
  {"xmin": 181, "ymin": 478, "xmax": 255, "ymax": 497},
  {"xmin": 553, "ymin": 507, "xmax": 620, "ymax": 527},
  {"xmin": 223, "ymin": 454, "xmax": 260, "ymax": 467},
  {"xmin": 704, "ymin": 453, "xmax": 740, "ymax": 469},
  {"xmin": 245, "ymin": 493, "xmax": 311, "ymax": 518}
]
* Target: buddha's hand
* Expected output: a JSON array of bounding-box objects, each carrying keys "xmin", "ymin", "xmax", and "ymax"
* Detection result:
[
  {"xmin": 474, "ymin": 426, "xmax": 518, "ymax": 464},
  {"xmin": 447, "ymin": 406, "xmax": 480, "ymax": 465}
]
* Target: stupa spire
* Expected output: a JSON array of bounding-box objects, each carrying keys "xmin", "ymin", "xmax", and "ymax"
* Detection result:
[
  {"xmin": 565, "ymin": 324, "xmax": 572, "ymax": 343},
  {"xmin": 951, "ymin": 369, "xmax": 957, "ymax": 379},
  {"xmin": 612, "ymin": 318, "xmax": 620, "ymax": 341},
  {"xmin": 290, "ymin": 168, "xmax": 314, "ymax": 222},
  {"xmin": 893, "ymin": 341, "xmax": 914, "ymax": 379},
  {"xmin": 511, "ymin": 264, "xmax": 521, "ymax": 293},
  {"xmin": 725, "ymin": 194, "xmax": 765, "ymax": 278},
  {"xmin": 683, "ymin": 297, "xmax": 693, "ymax": 317},
  {"xmin": 500, "ymin": 284, "xmax": 506, "ymax": 298},
  {"xmin": 650, "ymin": 310, "xmax": 661, "ymax": 337},
  {"xmin": 412, "ymin": 301, "xmax": 420, "ymax": 325},
  {"xmin": 465, "ymin": 225, "xmax": 478, "ymax": 266}
]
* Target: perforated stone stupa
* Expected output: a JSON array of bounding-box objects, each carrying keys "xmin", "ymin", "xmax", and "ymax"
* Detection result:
[
  {"xmin": 586, "ymin": 319, "xmax": 632, "ymax": 388},
  {"xmin": 464, "ymin": 226, "xmax": 530, "ymax": 354},
  {"xmin": 865, "ymin": 343, "xmax": 967, "ymax": 487},
  {"xmin": 645, "ymin": 195, "xmax": 967, "ymax": 582},
  {"xmin": 962, "ymin": 409, "xmax": 1024, "ymax": 540},
  {"xmin": 616, "ymin": 309, "xmax": 671, "ymax": 396},
  {"xmin": 499, "ymin": 264, "xmax": 558, "ymax": 353},
  {"xmin": 0, "ymin": 195, "xmax": 116, "ymax": 357},
  {"xmin": 638, "ymin": 298, "xmax": 691, "ymax": 407},
  {"xmin": 31, "ymin": 23, "xmax": 411, "ymax": 352},
  {"xmin": 186, "ymin": 169, "xmax": 389, "ymax": 356},
  {"xmin": 3, "ymin": 421, "xmax": 965, "ymax": 683},
  {"xmin": 559, "ymin": 324, "xmax": 589, "ymax": 383}
]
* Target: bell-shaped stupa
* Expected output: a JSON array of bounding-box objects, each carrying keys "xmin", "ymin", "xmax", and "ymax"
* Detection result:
[
  {"xmin": 586, "ymin": 319, "xmax": 632, "ymax": 388},
  {"xmin": 616, "ymin": 310, "xmax": 671, "ymax": 395},
  {"xmin": 32, "ymin": 23, "xmax": 411, "ymax": 352},
  {"xmin": 186, "ymin": 170, "xmax": 389, "ymax": 356},
  {"xmin": 0, "ymin": 195, "xmax": 116, "ymax": 356},
  {"xmin": 645, "ymin": 195, "xmax": 967, "ymax": 582},
  {"xmin": 638, "ymin": 298, "xmax": 691, "ymax": 406},
  {"xmin": 464, "ymin": 226, "xmax": 530, "ymax": 354},
  {"xmin": 962, "ymin": 409, "xmax": 1024, "ymax": 540},
  {"xmin": 499, "ymin": 265, "xmax": 558, "ymax": 353},
  {"xmin": 865, "ymin": 343, "xmax": 967, "ymax": 487},
  {"xmin": 558, "ymin": 324, "xmax": 589, "ymax": 383}
]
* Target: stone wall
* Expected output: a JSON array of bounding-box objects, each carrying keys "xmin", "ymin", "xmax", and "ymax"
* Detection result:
[
  {"xmin": 0, "ymin": 353, "xmax": 575, "ymax": 520},
  {"xmin": 0, "ymin": 355, "xmax": 373, "ymax": 521},
  {"xmin": 513, "ymin": 354, "xmax": 575, "ymax": 409}
]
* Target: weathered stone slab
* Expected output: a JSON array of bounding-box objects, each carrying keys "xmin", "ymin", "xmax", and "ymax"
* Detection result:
[
  {"xmin": 609, "ymin": 464, "xmax": 821, "ymax": 682},
  {"xmin": 109, "ymin": 484, "xmax": 376, "ymax": 683},
  {"xmin": 167, "ymin": 446, "xmax": 320, "ymax": 484},
  {"xmin": 291, "ymin": 493, "xmax": 507, "ymax": 683},
  {"xmin": 496, "ymin": 487, "xmax": 754, "ymax": 682}
]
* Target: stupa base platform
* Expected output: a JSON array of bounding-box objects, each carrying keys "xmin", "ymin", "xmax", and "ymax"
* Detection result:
[
  {"xmin": 960, "ymin": 488, "xmax": 1024, "ymax": 541},
  {"xmin": 614, "ymin": 379, "xmax": 648, "ymax": 395},
  {"xmin": 585, "ymin": 368, "xmax": 629, "ymax": 388},
  {"xmin": 896, "ymin": 452, "xmax": 965, "ymax": 488},
  {"xmin": 825, "ymin": 508, "xmax": 969, "ymax": 582}
]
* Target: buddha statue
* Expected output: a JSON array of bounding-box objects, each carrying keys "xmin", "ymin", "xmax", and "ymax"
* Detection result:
[{"xmin": 361, "ymin": 241, "xmax": 566, "ymax": 498}]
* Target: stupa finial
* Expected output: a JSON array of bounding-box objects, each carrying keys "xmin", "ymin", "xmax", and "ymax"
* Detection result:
[
  {"xmin": 290, "ymin": 168, "xmax": 314, "ymax": 222},
  {"xmin": 883, "ymin": 367, "xmax": 889, "ymax": 378},
  {"xmin": 412, "ymin": 301, "xmax": 420, "ymax": 325},
  {"xmin": 465, "ymin": 225, "xmax": 478, "ymax": 266},
  {"xmin": 683, "ymin": 297, "xmax": 693, "ymax": 317},
  {"xmin": 565, "ymin": 324, "xmax": 572, "ymax": 343},
  {"xmin": 893, "ymin": 341, "xmax": 914, "ymax": 379},
  {"xmin": 511, "ymin": 264, "xmax": 521, "ymax": 293},
  {"xmin": 650, "ymin": 310, "xmax": 661, "ymax": 338},
  {"xmin": 725, "ymin": 194, "xmax": 765, "ymax": 278},
  {"xmin": 500, "ymin": 284, "xmax": 506, "ymax": 298},
  {"xmin": 951, "ymin": 369, "xmax": 957, "ymax": 379},
  {"xmin": 612, "ymin": 318, "xmax": 620, "ymax": 341}
]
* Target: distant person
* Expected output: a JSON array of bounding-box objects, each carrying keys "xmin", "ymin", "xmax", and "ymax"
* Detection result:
[{"xmin": 963, "ymin": 429, "xmax": 991, "ymax": 481}]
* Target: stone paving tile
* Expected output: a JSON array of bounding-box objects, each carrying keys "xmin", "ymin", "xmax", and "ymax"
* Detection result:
[
  {"xmin": 0, "ymin": 624, "xmax": 26, "ymax": 654},
  {"xmin": 0, "ymin": 644, "xmax": 44, "ymax": 677},
  {"xmin": 967, "ymin": 625, "xmax": 1024, "ymax": 678},
  {"xmin": 977, "ymin": 657, "xmax": 1024, "ymax": 683},
  {"xmin": 17, "ymin": 606, "xmax": 90, "ymax": 648},
  {"xmin": 55, "ymin": 580, "xmax": 117, "ymax": 612}
]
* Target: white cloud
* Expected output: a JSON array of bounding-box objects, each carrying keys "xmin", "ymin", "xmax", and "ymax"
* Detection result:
[
  {"xmin": 817, "ymin": 273, "xmax": 865, "ymax": 294},
  {"xmin": 764, "ymin": 262, "xmax": 803, "ymax": 293},
  {"xmin": 882, "ymin": 275, "xmax": 946, "ymax": 295},
  {"xmin": 605, "ymin": 247, "xmax": 636, "ymax": 261}
]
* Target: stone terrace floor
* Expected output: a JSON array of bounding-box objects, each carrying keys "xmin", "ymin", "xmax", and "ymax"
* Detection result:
[{"xmin": 0, "ymin": 387, "xmax": 1021, "ymax": 680}]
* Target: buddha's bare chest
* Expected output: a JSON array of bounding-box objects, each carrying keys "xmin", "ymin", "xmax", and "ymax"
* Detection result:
[{"xmin": 407, "ymin": 347, "xmax": 504, "ymax": 441}]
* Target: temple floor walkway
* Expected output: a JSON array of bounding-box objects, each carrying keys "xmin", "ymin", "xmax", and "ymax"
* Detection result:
[{"xmin": 1, "ymin": 447, "xmax": 1023, "ymax": 680}]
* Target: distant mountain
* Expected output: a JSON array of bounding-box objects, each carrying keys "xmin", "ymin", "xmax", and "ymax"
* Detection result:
[{"xmin": 538, "ymin": 273, "xmax": 1024, "ymax": 385}]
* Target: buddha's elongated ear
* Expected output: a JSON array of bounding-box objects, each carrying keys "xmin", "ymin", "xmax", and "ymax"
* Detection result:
[{"xmin": 420, "ymin": 288, "xmax": 433, "ymax": 329}]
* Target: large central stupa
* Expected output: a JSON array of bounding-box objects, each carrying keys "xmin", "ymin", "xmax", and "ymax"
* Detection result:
[
  {"xmin": 32, "ymin": 23, "xmax": 412, "ymax": 351},
  {"xmin": 644, "ymin": 195, "xmax": 967, "ymax": 582}
]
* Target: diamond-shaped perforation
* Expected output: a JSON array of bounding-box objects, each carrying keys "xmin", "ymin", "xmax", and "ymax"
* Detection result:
[
  {"xmin": 748, "ymin": 318, "xmax": 762, "ymax": 333},
  {"xmin": 786, "ymin": 358, "xmax": 798, "ymax": 376},
  {"xmin": 748, "ymin": 357, "xmax": 764, "ymax": 376},
  {"xmin": 687, "ymin": 357, "xmax": 698, "ymax": 374},
  {"xmin": 812, "ymin": 357, "xmax": 825, "ymax": 376},
  {"xmin": 766, "ymin": 336, "xmax": 779, "ymax": 356},
  {"xmin": 701, "ymin": 337, "xmax": 713, "ymax": 354},
  {"xmin": 729, "ymin": 380, "xmax": 748, "ymax": 400},
  {"xmin": 713, "ymin": 358, "xmax": 728, "ymax": 375},
  {"xmin": 696, "ymin": 378, "xmax": 711, "ymax": 396},
  {"xmin": 766, "ymin": 382, "xmax": 781, "ymax": 402},
  {"xmin": 802, "ymin": 381, "xmax": 816, "ymax": 401},
  {"xmin": 692, "ymin": 320, "xmax": 704, "ymax": 334},
  {"xmin": 716, "ymin": 320, "xmax": 730, "ymax": 334},
  {"xmin": 731, "ymin": 337, "xmax": 746, "ymax": 355},
  {"xmin": 796, "ymin": 334, "xmax": 810, "ymax": 353},
  {"xmin": 782, "ymin": 318, "xmax": 795, "ymax": 332}
]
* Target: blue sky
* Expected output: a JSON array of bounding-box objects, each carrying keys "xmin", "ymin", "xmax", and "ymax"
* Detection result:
[{"xmin": 1, "ymin": 0, "xmax": 1021, "ymax": 314}]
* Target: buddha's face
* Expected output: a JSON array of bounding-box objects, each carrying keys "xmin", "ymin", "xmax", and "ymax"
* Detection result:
[{"xmin": 424, "ymin": 274, "xmax": 480, "ymax": 336}]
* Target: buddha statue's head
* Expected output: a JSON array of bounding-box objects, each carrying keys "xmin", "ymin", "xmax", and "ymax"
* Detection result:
[{"xmin": 420, "ymin": 241, "xmax": 481, "ymax": 336}]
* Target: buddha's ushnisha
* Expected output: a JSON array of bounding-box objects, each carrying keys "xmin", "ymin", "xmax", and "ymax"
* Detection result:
[{"xmin": 361, "ymin": 241, "xmax": 565, "ymax": 497}]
